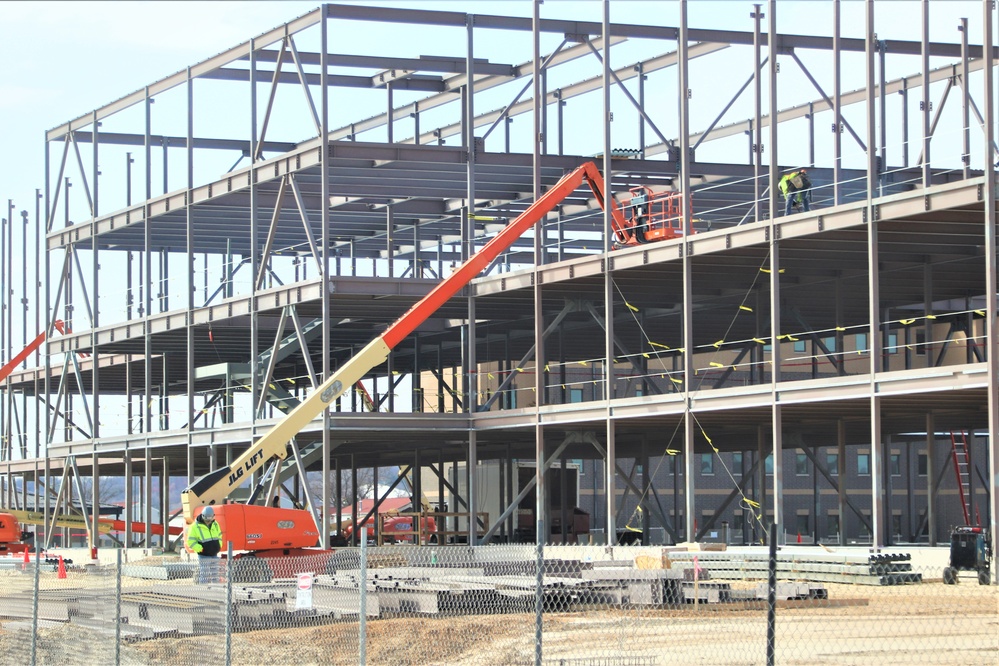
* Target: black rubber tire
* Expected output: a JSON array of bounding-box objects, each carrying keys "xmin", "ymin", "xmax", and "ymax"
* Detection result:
[
  {"xmin": 978, "ymin": 569, "xmax": 991, "ymax": 586},
  {"xmin": 943, "ymin": 567, "xmax": 957, "ymax": 585}
]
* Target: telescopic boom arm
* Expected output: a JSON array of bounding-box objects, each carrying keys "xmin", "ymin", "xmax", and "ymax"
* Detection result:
[{"xmin": 180, "ymin": 161, "xmax": 625, "ymax": 523}]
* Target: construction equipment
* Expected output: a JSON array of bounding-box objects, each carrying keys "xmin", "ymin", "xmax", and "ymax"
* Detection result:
[
  {"xmin": 619, "ymin": 185, "xmax": 691, "ymax": 246},
  {"xmin": 0, "ymin": 512, "xmax": 34, "ymax": 555},
  {"xmin": 943, "ymin": 525, "xmax": 992, "ymax": 585},
  {"xmin": 180, "ymin": 161, "xmax": 688, "ymax": 552},
  {"xmin": 337, "ymin": 498, "xmax": 439, "ymax": 546}
]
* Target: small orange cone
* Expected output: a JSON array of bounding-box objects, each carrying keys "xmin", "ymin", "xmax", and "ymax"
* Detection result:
[
  {"xmin": 21, "ymin": 548, "xmax": 30, "ymax": 570},
  {"xmin": 57, "ymin": 555, "xmax": 67, "ymax": 579},
  {"xmin": 797, "ymin": 532, "xmax": 802, "ymax": 544}
]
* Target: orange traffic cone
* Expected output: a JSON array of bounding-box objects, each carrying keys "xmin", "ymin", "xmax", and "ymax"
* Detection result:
[
  {"xmin": 57, "ymin": 555, "xmax": 67, "ymax": 579},
  {"xmin": 797, "ymin": 532, "xmax": 802, "ymax": 544},
  {"xmin": 21, "ymin": 548, "xmax": 30, "ymax": 570}
]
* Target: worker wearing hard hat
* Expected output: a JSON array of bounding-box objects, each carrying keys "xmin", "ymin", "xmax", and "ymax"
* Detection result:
[
  {"xmin": 187, "ymin": 505, "xmax": 223, "ymax": 584},
  {"xmin": 779, "ymin": 169, "xmax": 812, "ymax": 216}
]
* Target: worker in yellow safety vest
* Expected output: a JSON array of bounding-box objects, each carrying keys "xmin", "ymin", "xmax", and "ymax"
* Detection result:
[
  {"xmin": 186, "ymin": 505, "xmax": 223, "ymax": 583},
  {"xmin": 779, "ymin": 169, "xmax": 812, "ymax": 216}
]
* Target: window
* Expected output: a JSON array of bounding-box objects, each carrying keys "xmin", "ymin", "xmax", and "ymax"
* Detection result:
[
  {"xmin": 827, "ymin": 452, "xmax": 839, "ymax": 476},
  {"xmin": 890, "ymin": 454, "xmax": 901, "ymax": 476},
  {"xmin": 857, "ymin": 453, "xmax": 870, "ymax": 476},
  {"xmin": 700, "ymin": 453, "xmax": 714, "ymax": 475},
  {"xmin": 793, "ymin": 339, "xmax": 806, "ymax": 353},
  {"xmin": 917, "ymin": 454, "xmax": 928, "ymax": 476},
  {"xmin": 795, "ymin": 453, "xmax": 808, "ymax": 476},
  {"xmin": 822, "ymin": 336, "xmax": 837, "ymax": 353},
  {"xmin": 635, "ymin": 388, "xmax": 643, "ymax": 397},
  {"xmin": 856, "ymin": 333, "xmax": 868, "ymax": 354},
  {"xmin": 886, "ymin": 332, "xmax": 899, "ymax": 355},
  {"xmin": 796, "ymin": 514, "xmax": 809, "ymax": 536},
  {"xmin": 827, "ymin": 514, "xmax": 840, "ymax": 539},
  {"xmin": 765, "ymin": 454, "xmax": 774, "ymax": 475},
  {"xmin": 569, "ymin": 388, "xmax": 583, "ymax": 403},
  {"xmin": 859, "ymin": 513, "xmax": 872, "ymax": 539},
  {"xmin": 732, "ymin": 452, "xmax": 743, "ymax": 470}
]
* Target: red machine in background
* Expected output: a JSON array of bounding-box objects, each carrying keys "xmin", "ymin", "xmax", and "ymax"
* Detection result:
[
  {"xmin": 0, "ymin": 513, "xmax": 33, "ymax": 555},
  {"xmin": 180, "ymin": 162, "xmax": 691, "ymax": 555}
]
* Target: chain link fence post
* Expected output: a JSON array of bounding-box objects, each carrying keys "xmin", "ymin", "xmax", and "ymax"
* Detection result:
[
  {"xmin": 359, "ymin": 526, "xmax": 368, "ymax": 666},
  {"xmin": 767, "ymin": 521, "xmax": 778, "ymax": 666},
  {"xmin": 534, "ymin": 539, "xmax": 543, "ymax": 666},
  {"xmin": 225, "ymin": 541, "xmax": 233, "ymax": 666},
  {"xmin": 30, "ymin": 547, "xmax": 40, "ymax": 666},
  {"xmin": 114, "ymin": 548, "xmax": 122, "ymax": 665}
]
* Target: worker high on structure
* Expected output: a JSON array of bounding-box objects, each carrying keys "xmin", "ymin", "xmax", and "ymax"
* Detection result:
[{"xmin": 779, "ymin": 168, "xmax": 812, "ymax": 216}]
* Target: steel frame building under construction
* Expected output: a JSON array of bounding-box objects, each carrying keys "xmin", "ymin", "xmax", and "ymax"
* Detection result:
[{"xmin": 0, "ymin": 1, "xmax": 997, "ymax": 563}]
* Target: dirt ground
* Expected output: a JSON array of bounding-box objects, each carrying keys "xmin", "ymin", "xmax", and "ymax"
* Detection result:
[{"xmin": 0, "ymin": 576, "xmax": 995, "ymax": 665}]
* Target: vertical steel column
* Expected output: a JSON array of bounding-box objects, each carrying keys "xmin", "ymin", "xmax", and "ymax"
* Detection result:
[
  {"xmin": 901, "ymin": 81, "xmax": 909, "ymax": 167},
  {"xmin": 602, "ymin": 0, "xmax": 616, "ymax": 542},
  {"xmin": 637, "ymin": 62, "xmax": 646, "ymax": 159},
  {"xmin": 767, "ymin": 0, "xmax": 782, "ymax": 537},
  {"xmin": 921, "ymin": 0, "xmax": 931, "ymax": 187},
  {"xmin": 2, "ymin": 206, "xmax": 6, "ymax": 371},
  {"xmin": 533, "ymin": 4, "xmax": 547, "ymax": 648},
  {"xmin": 320, "ymin": 9, "xmax": 332, "ymax": 549},
  {"xmin": 556, "ymin": 90, "xmax": 565, "ymax": 156},
  {"xmin": 124, "ymin": 451, "xmax": 132, "ymax": 546},
  {"xmin": 186, "ymin": 67, "xmax": 195, "ymax": 492},
  {"xmin": 144, "ymin": 445, "xmax": 152, "ymax": 546},
  {"xmin": 90, "ymin": 454, "xmax": 98, "ymax": 550},
  {"xmin": 752, "ymin": 4, "xmax": 763, "ymax": 224},
  {"xmin": 866, "ymin": 2, "xmax": 878, "ymax": 197},
  {"xmin": 249, "ymin": 35, "xmax": 261, "ymax": 437},
  {"xmin": 878, "ymin": 40, "xmax": 887, "ymax": 195},
  {"xmin": 837, "ymin": 419, "xmax": 847, "ymax": 546},
  {"xmin": 680, "ymin": 0, "xmax": 697, "ymax": 544},
  {"xmin": 2, "ymin": 205, "xmax": 7, "ymax": 462},
  {"xmin": 807, "ymin": 103, "xmax": 816, "ymax": 168},
  {"xmin": 982, "ymin": 0, "xmax": 998, "ymax": 584},
  {"xmin": 960, "ymin": 19, "xmax": 971, "ymax": 180},
  {"xmin": 531, "ymin": 0, "xmax": 548, "ymax": 548},
  {"xmin": 866, "ymin": 0, "xmax": 884, "ymax": 550},
  {"xmin": 386, "ymin": 82, "xmax": 394, "ymax": 144},
  {"xmin": 833, "ymin": 0, "xmax": 842, "ymax": 205},
  {"xmin": 90, "ymin": 109, "xmax": 100, "ymax": 452},
  {"xmin": 465, "ymin": 12, "xmax": 478, "ymax": 544},
  {"xmin": 144, "ymin": 87, "xmax": 152, "ymax": 437},
  {"xmin": 386, "ymin": 207, "xmax": 394, "ymax": 279},
  {"xmin": 42, "ymin": 137, "xmax": 54, "ymax": 496}
]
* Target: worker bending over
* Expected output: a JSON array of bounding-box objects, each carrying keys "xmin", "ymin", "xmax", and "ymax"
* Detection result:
[{"xmin": 779, "ymin": 169, "xmax": 812, "ymax": 216}]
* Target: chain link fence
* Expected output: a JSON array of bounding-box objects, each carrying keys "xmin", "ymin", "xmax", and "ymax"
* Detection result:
[{"xmin": 0, "ymin": 540, "xmax": 995, "ymax": 665}]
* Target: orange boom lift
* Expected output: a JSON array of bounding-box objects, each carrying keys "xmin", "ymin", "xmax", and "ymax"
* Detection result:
[{"xmin": 180, "ymin": 162, "xmax": 692, "ymax": 555}]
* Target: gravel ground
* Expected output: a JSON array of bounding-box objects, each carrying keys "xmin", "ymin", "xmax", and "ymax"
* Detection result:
[{"xmin": 0, "ymin": 563, "xmax": 995, "ymax": 665}]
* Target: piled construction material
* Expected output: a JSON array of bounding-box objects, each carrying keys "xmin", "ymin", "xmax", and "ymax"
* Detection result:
[
  {"xmin": 664, "ymin": 550, "xmax": 921, "ymax": 585},
  {"xmin": 121, "ymin": 562, "xmax": 196, "ymax": 580}
]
